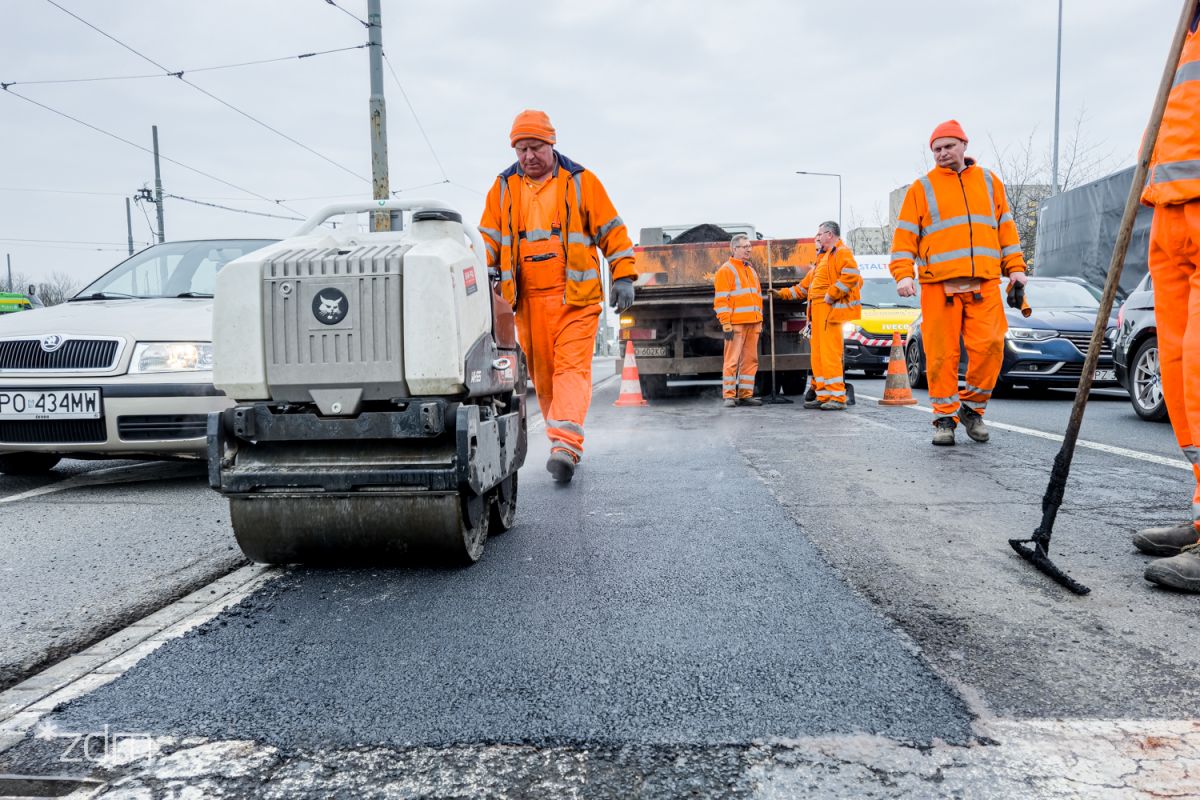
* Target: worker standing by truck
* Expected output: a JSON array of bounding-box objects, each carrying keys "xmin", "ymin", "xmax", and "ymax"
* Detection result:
[
  {"xmin": 774, "ymin": 221, "xmax": 861, "ymax": 410},
  {"xmin": 1133, "ymin": 3, "xmax": 1200, "ymax": 594},
  {"xmin": 889, "ymin": 120, "xmax": 1027, "ymax": 446},
  {"xmin": 478, "ymin": 110, "xmax": 638, "ymax": 483},
  {"xmin": 714, "ymin": 234, "xmax": 764, "ymax": 407}
]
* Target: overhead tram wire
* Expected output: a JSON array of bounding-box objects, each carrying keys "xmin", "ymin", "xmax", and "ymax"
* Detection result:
[
  {"xmin": 0, "ymin": 187, "xmax": 368, "ymax": 203},
  {"xmin": 380, "ymin": 51, "xmax": 450, "ymax": 183},
  {"xmin": 322, "ymin": 0, "xmax": 371, "ymax": 28},
  {"xmin": 165, "ymin": 194, "xmax": 305, "ymax": 222},
  {"xmin": 1, "ymin": 44, "xmax": 368, "ymax": 89},
  {"xmin": 0, "ymin": 237, "xmax": 151, "ymax": 246},
  {"xmin": 44, "ymin": 0, "xmax": 370, "ymax": 185},
  {"xmin": 1, "ymin": 88, "xmax": 307, "ymax": 217}
]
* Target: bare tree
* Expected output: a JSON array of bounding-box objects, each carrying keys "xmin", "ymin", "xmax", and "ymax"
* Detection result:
[
  {"xmin": 988, "ymin": 109, "xmax": 1118, "ymax": 269},
  {"xmin": 34, "ymin": 271, "xmax": 83, "ymax": 306}
]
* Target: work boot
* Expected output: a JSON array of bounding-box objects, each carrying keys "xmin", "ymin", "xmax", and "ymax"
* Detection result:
[
  {"xmin": 1144, "ymin": 543, "xmax": 1200, "ymax": 593},
  {"xmin": 819, "ymin": 400, "xmax": 846, "ymax": 410},
  {"xmin": 803, "ymin": 397, "xmax": 822, "ymax": 409},
  {"xmin": 722, "ymin": 398, "xmax": 738, "ymax": 408},
  {"xmin": 932, "ymin": 417, "xmax": 956, "ymax": 446},
  {"xmin": 958, "ymin": 405, "xmax": 989, "ymax": 443},
  {"xmin": 1133, "ymin": 523, "xmax": 1200, "ymax": 556},
  {"xmin": 546, "ymin": 448, "xmax": 577, "ymax": 483},
  {"xmin": 739, "ymin": 397, "xmax": 763, "ymax": 407}
]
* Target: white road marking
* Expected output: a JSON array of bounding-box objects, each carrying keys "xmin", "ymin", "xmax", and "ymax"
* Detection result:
[
  {"xmin": 856, "ymin": 392, "xmax": 1192, "ymax": 472},
  {"xmin": 0, "ymin": 461, "xmax": 203, "ymax": 505}
]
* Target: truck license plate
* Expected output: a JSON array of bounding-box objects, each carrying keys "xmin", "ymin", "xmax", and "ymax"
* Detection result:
[
  {"xmin": 634, "ymin": 345, "xmax": 669, "ymax": 358},
  {"xmin": 1093, "ymin": 369, "xmax": 1116, "ymax": 382},
  {"xmin": 0, "ymin": 389, "xmax": 102, "ymax": 420}
]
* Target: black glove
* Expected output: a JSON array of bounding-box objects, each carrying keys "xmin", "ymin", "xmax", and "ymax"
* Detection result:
[
  {"xmin": 1006, "ymin": 281, "xmax": 1025, "ymax": 310},
  {"xmin": 724, "ymin": 330, "xmax": 733, "ymax": 341},
  {"xmin": 610, "ymin": 278, "xmax": 635, "ymax": 313}
]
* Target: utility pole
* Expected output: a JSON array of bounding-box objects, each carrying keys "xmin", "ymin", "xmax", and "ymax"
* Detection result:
[
  {"xmin": 152, "ymin": 125, "xmax": 165, "ymax": 242},
  {"xmin": 5, "ymin": 254, "xmax": 11, "ymax": 293},
  {"xmin": 125, "ymin": 197, "xmax": 134, "ymax": 255},
  {"xmin": 1051, "ymin": 0, "xmax": 1063, "ymax": 195},
  {"xmin": 367, "ymin": 0, "xmax": 391, "ymax": 232}
]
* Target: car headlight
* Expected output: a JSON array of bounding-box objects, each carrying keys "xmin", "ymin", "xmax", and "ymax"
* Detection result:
[
  {"xmin": 1005, "ymin": 327, "xmax": 1057, "ymax": 342},
  {"xmin": 842, "ymin": 322, "xmax": 858, "ymax": 336},
  {"xmin": 129, "ymin": 342, "xmax": 214, "ymax": 373}
]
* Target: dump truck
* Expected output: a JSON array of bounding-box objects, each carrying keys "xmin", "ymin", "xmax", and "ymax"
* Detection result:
[{"xmin": 618, "ymin": 223, "xmax": 815, "ymax": 397}]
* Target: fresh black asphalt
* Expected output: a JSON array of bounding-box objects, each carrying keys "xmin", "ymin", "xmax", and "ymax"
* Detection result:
[{"xmin": 41, "ymin": 385, "xmax": 974, "ymax": 749}]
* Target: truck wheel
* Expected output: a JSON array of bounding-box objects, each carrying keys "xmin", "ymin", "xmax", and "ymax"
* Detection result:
[
  {"xmin": 639, "ymin": 375, "xmax": 668, "ymax": 400},
  {"xmin": 906, "ymin": 341, "xmax": 927, "ymax": 389},
  {"xmin": 774, "ymin": 370, "xmax": 808, "ymax": 396},
  {"xmin": 0, "ymin": 453, "xmax": 62, "ymax": 475},
  {"xmin": 1130, "ymin": 336, "xmax": 1168, "ymax": 422}
]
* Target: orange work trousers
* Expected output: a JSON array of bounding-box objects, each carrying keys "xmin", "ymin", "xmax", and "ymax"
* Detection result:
[
  {"xmin": 919, "ymin": 279, "xmax": 1007, "ymax": 421},
  {"xmin": 1148, "ymin": 200, "xmax": 1200, "ymax": 531},
  {"xmin": 809, "ymin": 302, "xmax": 847, "ymax": 403},
  {"xmin": 722, "ymin": 323, "xmax": 761, "ymax": 399},
  {"xmin": 516, "ymin": 295, "xmax": 601, "ymax": 461}
]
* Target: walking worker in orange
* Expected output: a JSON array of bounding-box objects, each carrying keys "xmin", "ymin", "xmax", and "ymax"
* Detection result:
[
  {"xmin": 1132, "ymin": 4, "xmax": 1200, "ymax": 593},
  {"xmin": 890, "ymin": 120, "xmax": 1028, "ymax": 446},
  {"xmin": 714, "ymin": 234, "xmax": 764, "ymax": 408},
  {"xmin": 479, "ymin": 110, "xmax": 637, "ymax": 483},
  {"xmin": 774, "ymin": 221, "xmax": 861, "ymax": 410}
]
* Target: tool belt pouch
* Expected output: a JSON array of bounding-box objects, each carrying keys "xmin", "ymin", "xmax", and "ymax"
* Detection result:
[{"xmin": 943, "ymin": 277, "xmax": 983, "ymax": 295}]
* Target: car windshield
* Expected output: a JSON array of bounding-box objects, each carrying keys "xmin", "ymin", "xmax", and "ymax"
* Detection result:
[
  {"xmin": 75, "ymin": 239, "xmax": 275, "ymax": 299},
  {"xmin": 859, "ymin": 277, "xmax": 918, "ymax": 309},
  {"xmin": 1019, "ymin": 279, "xmax": 1102, "ymax": 309}
]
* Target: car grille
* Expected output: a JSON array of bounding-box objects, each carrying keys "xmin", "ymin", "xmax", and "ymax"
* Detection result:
[
  {"xmin": 0, "ymin": 418, "xmax": 107, "ymax": 444},
  {"xmin": 0, "ymin": 338, "xmax": 120, "ymax": 371},
  {"xmin": 1057, "ymin": 331, "xmax": 1112, "ymax": 358},
  {"xmin": 117, "ymin": 414, "xmax": 208, "ymax": 441}
]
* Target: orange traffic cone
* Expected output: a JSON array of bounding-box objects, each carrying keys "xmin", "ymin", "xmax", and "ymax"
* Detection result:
[
  {"xmin": 614, "ymin": 340, "xmax": 649, "ymax": 407},
  {"xmin": 879, "ymin": 333, "xmax": 918, "ymax": 406}
]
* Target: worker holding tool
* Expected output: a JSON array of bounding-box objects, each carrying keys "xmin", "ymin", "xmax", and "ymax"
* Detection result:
[
  {"xmin": 1133, "ymin": 3, "xmax": 1200, "ymax": 593},
  {"xmin": 714, "ymin": 234, "xmax": 764, "ymax": 407},
  {"xmin": 890, "ymin": 120, "xmax": 1028, "ymax": 446},
  {"xmin": 479, "ymin": 110, "xmax": 637, "ymax": 483},
  {"xmin": 774, "ymin": 221, "xmax": 861, "ymax": 409}
]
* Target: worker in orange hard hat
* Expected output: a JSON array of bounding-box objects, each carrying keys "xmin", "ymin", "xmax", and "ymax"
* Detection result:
[
  {"xmin": 714, "ymin": 233, "xmax": 764, "ymax": 407},
  {"xmin": 479, "ymin": 110, "xmax": 638, "ymax": 483},
  {"xmin": 773, "ymin": 221, "xmax": 861, "ymax": 410},
  {"xmin": 889, "ymin": 119, "xmax": 1027, "ymax": 446},
  {"xmin": 1132, "ymin": 3, "xmax": 1200, "ymax": 593}
]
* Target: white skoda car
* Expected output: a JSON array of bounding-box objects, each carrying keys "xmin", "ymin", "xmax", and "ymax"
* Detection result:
[{"xmin": 0, "ymin": 239, "xmax": 275, "ymax": 474}]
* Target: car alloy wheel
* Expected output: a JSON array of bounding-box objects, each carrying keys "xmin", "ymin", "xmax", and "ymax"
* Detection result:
[
  {"xmin": 906, "ymin": 341, "xmax": 926, "ymax": 388},
  {"xmin": 1130, "ymin": 335, "xmax": 1168, "ymax": 422}
]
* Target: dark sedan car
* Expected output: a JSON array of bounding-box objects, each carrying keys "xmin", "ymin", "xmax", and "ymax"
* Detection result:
[
  {"xmin": 905, "ymin": 276, "xmax": 1118, "ymax": 393},
  {"xmin": 1113, "ymin": 272, "xmax": 1166, "ymax": 421}
]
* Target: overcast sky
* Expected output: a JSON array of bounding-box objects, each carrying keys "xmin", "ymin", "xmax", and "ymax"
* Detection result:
[{"xmin": 0, "ymin": 0, "xmax": 1182, "ymax": 288}]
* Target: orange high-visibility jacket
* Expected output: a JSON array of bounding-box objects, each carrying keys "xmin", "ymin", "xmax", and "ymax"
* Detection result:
[
  {"xmin": 815, "ymin": 241, "xmax": 863, "ymax": 323},
  {"xmin": 713, "ymin": 258, "xmax": 764, "ymax": 326},
  {"xmin": 889, "ymin": 159, "xmax": 1027, "ymax": 285},
  {"xmin": 778, "ymin": 263, "xmax": 815, "ymax": 302},
  {"xmin": 479, "ymin": 152, "xmax": 637, "ymax": 306},
  {"xmin": 1143, "ymin": 9, "xmax": 1200, "ymax": 207}
]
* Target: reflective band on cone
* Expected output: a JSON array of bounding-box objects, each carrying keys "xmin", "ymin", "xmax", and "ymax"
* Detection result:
[
  {"xmin": 879, "ymin": 332, "xmax": 918, "ymax": 406},
  {"xmin": 614, "ymin": 340, "xmax": 649, "ymax": 407}
]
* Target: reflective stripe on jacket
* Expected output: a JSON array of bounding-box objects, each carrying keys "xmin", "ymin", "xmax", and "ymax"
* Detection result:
[
  {"xmin": 713, "ymin": 258, "xmax": 763, "ymax": 325},
  {"xmin": 1143, "ymin": 9, "xmax": 1200, "ymax": 207},
  {"xmin": 779, "ymin": 262, "xmax": 815, "ymax": 302},
  {"xmin": 816, "ymin": 241, "xmax": 863, "ymax": 323},
  {"xmin": 479, "ymin": 152, "xmax": 637, "ymax": 306},
  {"xmin": 888, "ymin": 159, "xmax": 1027, "ymax": 285}
]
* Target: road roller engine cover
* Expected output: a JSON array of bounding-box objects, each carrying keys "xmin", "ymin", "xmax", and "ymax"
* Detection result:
[{"xmin": 207, "ymin": 200, "xmax": 527, "ymax": 565}]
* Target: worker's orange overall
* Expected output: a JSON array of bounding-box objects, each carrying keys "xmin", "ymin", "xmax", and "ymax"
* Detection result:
[
  {"xmin": 919, "ymin": 279, "xmax": 1007, "ymax": 421},
  {"xmin": 1148, "ymin": 202, "xmax": 1200, "ymax": 532},
  {"xmin": 514, "ymin": 175, "xmax": 599, "ymax": 463}
]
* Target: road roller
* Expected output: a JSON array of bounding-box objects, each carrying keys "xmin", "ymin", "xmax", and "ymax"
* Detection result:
[{"xmin": 207, "ymin": 200, "xmax": 527, "ymax": 564}]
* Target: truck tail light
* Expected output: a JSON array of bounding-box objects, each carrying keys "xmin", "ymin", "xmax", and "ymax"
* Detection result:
[{"xmin": 619, "ymin": 327, "xmax": 657, "ymax": 341}]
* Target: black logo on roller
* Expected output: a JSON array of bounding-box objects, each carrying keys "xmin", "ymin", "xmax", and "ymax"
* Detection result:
[{"xmin": 312, "ymin": 288, "xmax": 349, "ymax": 325}]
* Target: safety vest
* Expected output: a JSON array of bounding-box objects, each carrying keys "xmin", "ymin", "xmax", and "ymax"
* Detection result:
[
  {"xmin": 479, "ymin": 153, "xmax": 637, "ymax": 307},
  {"xmin": 1143, "ymin": 9, "xmax": 1200, "ymax": 207},
  {"xmin": 889, "ymin": 159, "xmax": 1026, "ymax": 285},
  {"xmin": 814, "ymin": 241, "xmax": 863, "ymax": 323},
  {"xmin": 713, "ymin": 258, "xmax": 763, "ymax": 325}
]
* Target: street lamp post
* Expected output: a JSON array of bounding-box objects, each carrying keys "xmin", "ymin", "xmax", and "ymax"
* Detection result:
[
  {"xmin": 795, "ymin": 171, "xmax": 842, "ymax": 234},
  {"xmin": 1051, "ymin": 0, "xmax": 1063, "ymax": 195}
]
